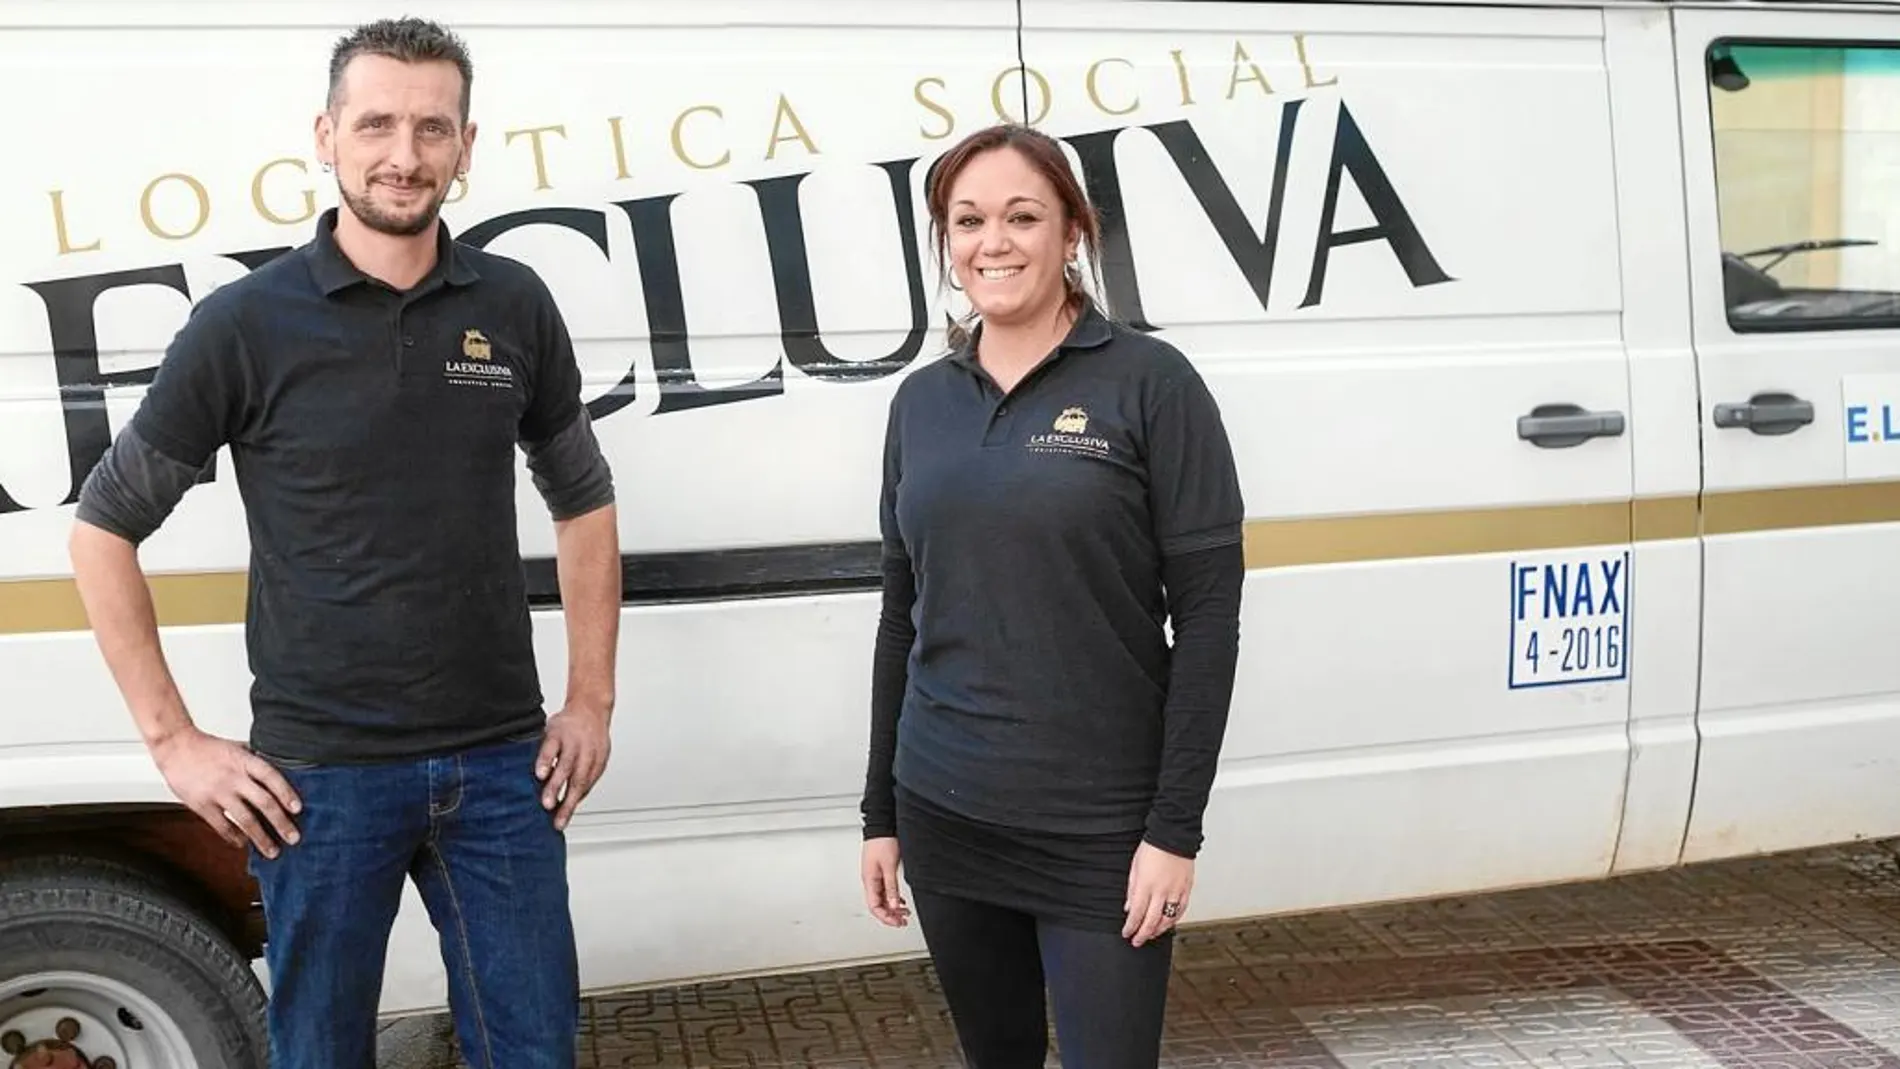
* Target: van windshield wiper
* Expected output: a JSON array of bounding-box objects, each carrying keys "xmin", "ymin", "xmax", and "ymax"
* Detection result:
[{"xmin": 1739, "ymin": 238, "xmax": 1878, "ymax": 273}]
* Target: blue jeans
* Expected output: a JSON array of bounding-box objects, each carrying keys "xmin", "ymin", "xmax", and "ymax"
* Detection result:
[{"xmin": 249, "ymin": 735, "xmax": 578, "ymax": 1069}]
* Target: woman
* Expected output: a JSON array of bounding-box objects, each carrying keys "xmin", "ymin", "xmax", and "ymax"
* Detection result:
[{"xmin": 859, "ymin": 122, "xmax": 1246, "ymax": 1067}]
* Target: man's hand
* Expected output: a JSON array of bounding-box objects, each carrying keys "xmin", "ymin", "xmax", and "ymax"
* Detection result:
[
  {"xmin": 536, "ymin": 703, "xmax": 611, "ymax": 831},
  {"xmin": 152, "ymin": 727, "xmax": 302, "ymax": 858}
]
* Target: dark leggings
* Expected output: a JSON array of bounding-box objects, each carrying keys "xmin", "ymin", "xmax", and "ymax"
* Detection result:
[{"xmin": 911, "ymin": 887, "xmax": 1173, "ymax": 1069}]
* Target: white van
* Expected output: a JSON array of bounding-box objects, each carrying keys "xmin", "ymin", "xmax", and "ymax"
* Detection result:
[{"xmin": 4, "ymin": 0, "xmax": 1899, "ymax": 1062}]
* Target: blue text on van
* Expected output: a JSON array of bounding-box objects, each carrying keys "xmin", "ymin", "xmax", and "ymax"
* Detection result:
[{"xmin": 1846, "ymin": 404, "xmax": 1899, "ymax": 443}]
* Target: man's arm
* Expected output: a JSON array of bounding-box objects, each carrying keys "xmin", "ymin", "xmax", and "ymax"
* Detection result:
[
  {"xmin": 70, "ymin": 428, "xmax": 207, "ymax": 751},
  {"xmin": 70, "ymin": 521, "xmax": 194, "ymax": 752},
  {"xmin": 554, "ymin": 501, "xmax": 620, "ymax": 714},
  {"xmin": 518, "ymin": 279, "xmax": 619, "ymax": 829},
  {"xmin": 528, "ymin": 446, "xmax": 615, "ymax": 835},
  {"xmin": 69, "ymin": 304, "xmax": 300, "ymax": 857},
  {"xmin": 70, "ymin": 520, "xmax": 302, "ymax": 855}
]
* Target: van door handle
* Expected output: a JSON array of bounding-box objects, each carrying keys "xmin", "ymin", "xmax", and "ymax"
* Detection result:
[
  {"xmin": 1516, "ymin": 403, "xmax": 1626, "ymax": 448},
  {"xmin": 1713, "ymin": 391, "xmax": 1813, "ymax": 435}
]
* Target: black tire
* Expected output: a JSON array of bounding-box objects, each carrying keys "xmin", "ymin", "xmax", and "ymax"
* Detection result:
[{"xmin": 0, "ymin": 851, "xmax": 268, "ymax": 1069}]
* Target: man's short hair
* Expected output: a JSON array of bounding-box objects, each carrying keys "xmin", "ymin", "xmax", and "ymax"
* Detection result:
[{"xmin": 327, "ymin": 17, "xmax": 474, "ymax": 121}]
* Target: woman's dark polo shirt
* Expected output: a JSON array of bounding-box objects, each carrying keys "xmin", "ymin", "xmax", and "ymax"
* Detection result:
[
  {"xmin": 75, "ymin": 209, "xmax": 613, "ymax": 765},
  {"xmin": 861, "ymin": 304, "xmax": 1245, "ymax": 858}
]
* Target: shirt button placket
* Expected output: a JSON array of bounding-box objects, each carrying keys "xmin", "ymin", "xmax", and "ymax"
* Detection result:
[
  {"xmin": 982, "ymin": 392, "xmax": 1016, "ymax": 448},
  {"xmin": 397, "ymin": 312, "xmax": 415, "ymax": 374}
]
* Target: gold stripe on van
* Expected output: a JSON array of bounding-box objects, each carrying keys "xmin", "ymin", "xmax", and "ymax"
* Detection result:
[
  {"xmin": 1633, "ymin": 495, "xmax": 1701, "ymax": 542},
  {"xmin": 1241, "ymin": 490, "xmax": 1762, "ymax": 569},
  {"xmin": 1242, "ymin": 500, "xmax": 1632, "ymax": 569},
  {"xmin": 1703, "ymin": 481, "xmax": 1900, "ymax": 535},
  {"xmin": 2, "ymin": 479, "xmax": 1897, "ymax": 636},
  {"xmin": 0, "ymin": 571, "xmax": 248, "ymax": 636}
]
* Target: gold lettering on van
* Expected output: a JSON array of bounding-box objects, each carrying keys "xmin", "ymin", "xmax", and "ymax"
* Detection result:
[
  {"xmin": 1296, "ymin": 34, "xmax": 1338, "ymax": 88},
  {"xmin": 992, "ymin": 66, "xmax": 1052, "ymax": 125},
  {"xmin": 48, "ymin": 191, "xmax": 101, "ymax": 254},
  {"xmin": 24, "ymin": 39, "xmax": 1358, "ymax": 254},
  {"xmin": 140, "ymin": 173, "xmax": 210, "ymax": 241},
  {"xmin": 671, "ymin": 104, "xmax": 730, "ymax": 170},
  {"xmin": 1169, "ymin": 49, "xmax": 1196, "ymax": 107},
  {"xmin": 1086, "ymin": 58, "xmax": 1139, "ymax": 117},
  {"xmin": 914, "ymin": 76, "xmax": 955, "ymax": 141},
  {"xmin": 607, "ymin": 116, "xmax": 634, "ymax": 180},
  {"xmin": 765, "ymin": 95, "xmax": 819, "ymax": 160},
  {"xmin": 1227, "ymin": 41, "xmax": 1274, "ymax": 98},
  {"xmin": 251, "ymin": 158, "xmax": 315, "ymax": 226},
  {"xmin": 505, "ymin": 124, "xmax": 567, "ymax": 191}
]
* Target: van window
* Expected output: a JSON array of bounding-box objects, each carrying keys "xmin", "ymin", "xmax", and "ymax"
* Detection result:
[{"xmin": 1708, "ymin": 42, "xmax": 1900, "ymax": 332}]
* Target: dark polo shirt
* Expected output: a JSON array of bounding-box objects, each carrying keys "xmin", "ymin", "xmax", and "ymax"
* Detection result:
[
  {"xmin": 77, "ymin": 208, "xmax": 613, "ymax": 764},
  {"xmin": 867, "ymin": 303, "xmax": 1244, "ymax": 854}
]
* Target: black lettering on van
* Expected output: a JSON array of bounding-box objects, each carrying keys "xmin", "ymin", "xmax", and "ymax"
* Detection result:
[
  {"xmin": 225, "ymin": 247, "xmax": 294, "ymax": 271},
  {"xmin": 748, "ymin": 158, "xmax": 929, "ymax": 383},
  {"xmin": 462, "ymin": 206, "xmax": 608, "ymax": 259},
  {"xmin": 1146, "ymin": 101, "xmax": 1307, "ymax": 317},
  {"xmin": 1064, "ymin": 126, "xmax": 1156, "ymax": 333},
  {"xmin": 5, "ymin": 109, "xmax": 1459, "ymax": 516},
  {"xmin": 1301, "ymin": 103, "xmax": 1452, "ymax": 308},
  {"xmin": 614, "ymin": 192, "xmax": 784, "ymax": 415},
  {"xmin": 20, "ymin": 265, "xmax": 193, "ymax": 508}
]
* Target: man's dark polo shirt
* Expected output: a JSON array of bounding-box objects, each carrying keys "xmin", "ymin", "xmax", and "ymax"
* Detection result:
[
  {"xmin": 77, "ymin": 209, "xmax": 612, "ymax": 764},
  {"xmin": 881, "ymin": 304, "xmax": 1245, "ymax": 844}
]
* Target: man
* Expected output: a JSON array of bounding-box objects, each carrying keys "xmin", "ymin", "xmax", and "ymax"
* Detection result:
[{"xmin": 68, "ymin": 17, "xmax": 618, "ymax": 1069}]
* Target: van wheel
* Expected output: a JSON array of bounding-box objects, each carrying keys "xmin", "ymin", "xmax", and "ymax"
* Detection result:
[{"xmin": 0, "ymin": 852, "xmax": 267, "ymax": 1069}]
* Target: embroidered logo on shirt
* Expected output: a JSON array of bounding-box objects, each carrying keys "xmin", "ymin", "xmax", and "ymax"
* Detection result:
[
  {"xmin": 1027, "ymin": 405, "xmax": 1112, "ymax": 459},
  {"xmin": 444, "ymin": 328, "xmax": 514, "ymax": 388},
  {"xmin": 461, "ymin": 328, "xmax": 493, "ymax": 360},
  {"xmin": 1052, "ymin": 406, "xmax": 1089, "ymax": 434}
]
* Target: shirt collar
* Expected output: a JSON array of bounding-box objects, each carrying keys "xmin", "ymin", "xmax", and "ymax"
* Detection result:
[
  {"xmin": 303, "ymin": 206, "xmax": 481, "ymax": 296},
  {"xmin": 947, "ymin": 300, "xmax": 1116, "ymax": 371}
]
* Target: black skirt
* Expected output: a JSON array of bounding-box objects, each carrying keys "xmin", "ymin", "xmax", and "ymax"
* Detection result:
[{"xmin": 894, "ymin": 785, "xmax": 1144, "ymax": 934}]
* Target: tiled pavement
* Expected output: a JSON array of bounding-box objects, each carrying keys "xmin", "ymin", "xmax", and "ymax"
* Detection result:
[{"xmin": 379, "ymin": 839, "xmax": 1900, "ymax": 1067}]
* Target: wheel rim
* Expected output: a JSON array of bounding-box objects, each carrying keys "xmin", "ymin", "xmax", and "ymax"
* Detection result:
[{"xmin": 0, "ymin": 972, "xmax": 197, "ymax": 1069}]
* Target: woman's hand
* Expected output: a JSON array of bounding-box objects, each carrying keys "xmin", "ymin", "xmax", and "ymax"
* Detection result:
[
  {"xmin": 861, "ymin": 837, "xmax": 910, "ymax": 927},
  {"xmin": 1124, "ymin": 841, "xmax": 1194, "ymax": 946}
]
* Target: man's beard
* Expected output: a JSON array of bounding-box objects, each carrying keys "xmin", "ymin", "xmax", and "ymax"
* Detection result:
[{"xmin": 337, "ymin": 176, "xmax": 450, "ymax": 237}]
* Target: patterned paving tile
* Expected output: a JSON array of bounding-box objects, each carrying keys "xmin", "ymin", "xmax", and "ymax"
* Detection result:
[{"xmin": 378, "ymin": 841, "xmax": 1900, "ymax": 1068}]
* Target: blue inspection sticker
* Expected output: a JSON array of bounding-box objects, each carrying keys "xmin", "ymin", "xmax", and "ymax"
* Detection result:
[{"xmin": 1507, "ymin": 551, "xmax": 1630, "ymax": 689}]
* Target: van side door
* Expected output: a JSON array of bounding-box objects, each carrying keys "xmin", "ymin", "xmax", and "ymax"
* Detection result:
[{"xmin": 1672, "ymin": 6, "xmax": 1900, "ymax": 861}]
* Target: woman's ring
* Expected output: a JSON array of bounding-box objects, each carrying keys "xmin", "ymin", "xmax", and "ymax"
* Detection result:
[{"xmin": 1162, "ymin": 901, "xmax": 1181, "ymax": 918}]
